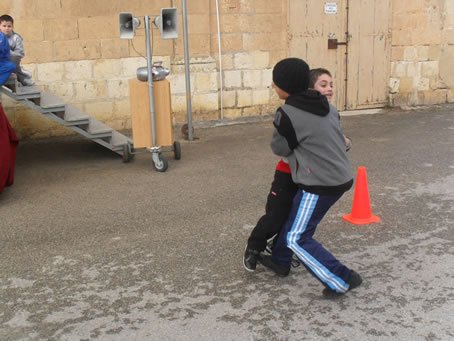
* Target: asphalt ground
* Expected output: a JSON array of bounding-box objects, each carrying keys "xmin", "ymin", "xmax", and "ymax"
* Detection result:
[{"xmin": 1, "ymin": 105, "xmax": 453, "ymax": 340}]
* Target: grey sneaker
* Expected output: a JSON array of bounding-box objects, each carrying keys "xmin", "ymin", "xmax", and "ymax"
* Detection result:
[
  {"xmin": 21, "ymin": 79, "xmax": 35, "ymax": 86},
  {"xmin": 243, "ymin": 247, "xmax": 261, "ymax": 272},
  {"xmin": 322, "ymin": 270, "xmax": 362, "ymax": 298}
]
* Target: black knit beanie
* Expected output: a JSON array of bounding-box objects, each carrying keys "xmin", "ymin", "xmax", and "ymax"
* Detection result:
[{"xmin": 272, "ymin": 58, "xmax": 310, "ymax": 95}]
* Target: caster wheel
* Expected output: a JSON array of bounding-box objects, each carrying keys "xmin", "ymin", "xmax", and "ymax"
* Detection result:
[
  {"xmin": 122, "ymin": 143, "xmax": 133, "ymax": 163},
  {"xmin": 173, "ymin": 141, "xmax": 181, "ymax": 160},
  {"xmin": 152, "ymin": 154, "xmax": 168, "ymax": 172}
]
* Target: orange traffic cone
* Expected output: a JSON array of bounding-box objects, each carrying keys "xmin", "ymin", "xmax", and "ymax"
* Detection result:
[{"xmin": 343, "ymin": 166, "xmax": 380, "ymax": 225}]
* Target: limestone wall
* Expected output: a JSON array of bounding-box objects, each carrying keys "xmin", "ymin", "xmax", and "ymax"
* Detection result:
[
  {"xmin": 1, "ymin": 0, "xmax": 454, "ymax": 139},
  {"xmin": 389, "ymin": 0, "xmax": 454, "ymax": 106},
  {"xmin": 0, "ymin": 0, "xmax": 286, "ymax": 139}
]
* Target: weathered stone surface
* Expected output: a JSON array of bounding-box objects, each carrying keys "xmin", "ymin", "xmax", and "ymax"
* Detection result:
[{"xmin": 2, "ymin": 0, "xmax": 454, "ymax": 138}]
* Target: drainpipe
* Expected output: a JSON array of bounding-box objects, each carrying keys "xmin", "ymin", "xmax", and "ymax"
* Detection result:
[
  {"xmin": 344, "ymin": 0, "xmax": 350, "ymax": 111},
  {"xmin": 215, "ymin": 0, "xmax": 224, "ymax": 120},
  {"xmin": 181, "ymin": 0, "xmax": 193, "ymax": 140}
]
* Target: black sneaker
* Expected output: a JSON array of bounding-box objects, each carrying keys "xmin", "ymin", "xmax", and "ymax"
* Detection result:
[
  {"xmin": 259, "ymin": 255, "xmax": 290, "ymax": 277},
  {"xmin": 348, "ymin": 270, "xmax": 363, "ymax": 290},
  {"xmin": 265, "ymin": 239, "xmax": 300, "ymax": 267},
  {"xmin": 322, "ymin": 270, "xmax": 362, "ymax": 298},
  {"xmin": 243, "ymin": 247, "xmax": 261, "ymax": 272},
  {"xmin": 265, "ymin": 238, "xmax": 274, "ymax": 255},
  {"xmin": 291, "ymin": 255, "xmax": 301, "ymax": 268}
]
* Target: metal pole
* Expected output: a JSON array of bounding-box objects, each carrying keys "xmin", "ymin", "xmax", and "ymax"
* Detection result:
[
  {"xmin": 343, "ymin": 0, "xmax": 350, "ymax": 111},
  {"xmin": 144, "ymin": 15, "xmax": 157, "ymax": 147},
  {"xmin": 215, "ymin": 0, "xmax": 224, "ymax": 120},
  {"xmin": 181, "ymin": 0, "xmax": 193, "ymax": 140}
]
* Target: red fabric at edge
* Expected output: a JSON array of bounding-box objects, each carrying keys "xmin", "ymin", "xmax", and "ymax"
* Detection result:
[
  {"xmin": 275, "ymin": 159, "xmax": 291, "ymax": 174},
  {"xmin": 0, "ymin": 103, "xmax": 19, "ymax": 192}
]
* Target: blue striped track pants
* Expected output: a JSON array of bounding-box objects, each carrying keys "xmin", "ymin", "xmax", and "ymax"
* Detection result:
[{"xmin": 272, "ymin": 189, "xmax": 351, "ymax": 293}]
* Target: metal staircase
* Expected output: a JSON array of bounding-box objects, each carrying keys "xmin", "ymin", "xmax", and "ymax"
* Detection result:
[{"xmin": 0, "ymin": 77, "xmax": 132, "ymax": 158}]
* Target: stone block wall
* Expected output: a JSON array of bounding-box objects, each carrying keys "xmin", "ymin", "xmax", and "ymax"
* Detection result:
[
  {"xmin": 0, "ymin": 0, "xmax": 286, "ymax": 139},
  {"xmin": 2, "ymin": 0, "xmax": 454, "ymax": 139},
  {"xmin": 389, "ymin": 0, "xmax": 454, "ymax": 106}
]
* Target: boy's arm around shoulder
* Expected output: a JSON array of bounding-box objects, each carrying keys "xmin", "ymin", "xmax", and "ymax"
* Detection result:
[
  {"xmin": 332, "ymin": 104, "xmax": 352, "ymax": 152},
  {"xmin": 270, "ymin": 107, "xmax": 297, "ymax": 157}
]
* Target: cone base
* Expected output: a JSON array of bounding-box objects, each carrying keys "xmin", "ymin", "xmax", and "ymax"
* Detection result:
[{"xmin": 343, "ymin": 213, "xmax": 380, "ymax": 225}]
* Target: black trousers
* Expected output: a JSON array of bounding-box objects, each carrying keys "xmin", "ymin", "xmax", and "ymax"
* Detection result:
[{"xmin": 247, "ymin": 170, "xmax": 298, "ymax": 251}]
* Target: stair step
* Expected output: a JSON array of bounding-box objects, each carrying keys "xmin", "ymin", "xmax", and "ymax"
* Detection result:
[
  {"xmin": 4, "ymin": 80, "xmax": 132, "ymax": 159},
  {"xmin": 16, "ymin": 85, "xmax": 41, "ymax": 96},
  {"xmin": 110, "ymin": 131, "xmax": 132, "ymax": 148},
  {"xmin": 4, "ymin": 75, "xmax": 17, "ymax": 87},
  {"xmin": 39, "ymin": 92, "xmax": 66, "ymax": 111},
  {"xmin": 64, "ymin": 105, "xmax": 89, "ymax": 126},
  {"xmin": 1, "ymin": 76, "xmax": 18, "ymax": 93},
  {"xmin": 88, "ymin": 119, "xmax": 113, "ymax": 137},
  {"xmin": 15, "ymin": 85, "xmax": 41, "ymax": 99},
  {"xmin": 4, "ymin": 75, "xmax": 16, "ymax": 84}
]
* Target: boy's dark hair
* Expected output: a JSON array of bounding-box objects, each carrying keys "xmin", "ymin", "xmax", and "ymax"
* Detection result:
[
  {"xmin": 0, "ymin": 15, "xmax": 14, "ymax": 24},
  {"xmin": 309, "ymin": 68, "xmax": 332, "ymax": 88}
]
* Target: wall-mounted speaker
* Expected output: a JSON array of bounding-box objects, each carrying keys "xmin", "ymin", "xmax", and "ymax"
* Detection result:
[
  {"xmin": 154, "ymin": 8, "xmax": 178, "ymax": 39},
  {"xmin": 119, "ymin": 12, "xmax": 141, "ymax": 39}
]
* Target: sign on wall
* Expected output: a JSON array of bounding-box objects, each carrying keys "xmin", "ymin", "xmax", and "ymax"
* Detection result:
[{"xmin": 324, "ymin": 2, "xmax": 338, "ymax": 14}]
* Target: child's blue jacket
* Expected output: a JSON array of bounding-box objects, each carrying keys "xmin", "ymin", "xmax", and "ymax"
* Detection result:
[{"xmin": 0, "ymin": 32, "xmax": 11, "ymax": 61}]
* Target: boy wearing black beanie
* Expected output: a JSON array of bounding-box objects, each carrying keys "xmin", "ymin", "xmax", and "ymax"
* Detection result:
[
  {"xmin": 243, "ymin": 58, "xmax": 309, "ymax": 272},
  {"xmin": 244, "ymin": 57, "xmax": 362, "ymax": 298}
]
